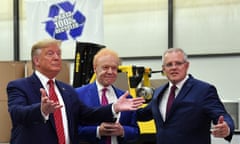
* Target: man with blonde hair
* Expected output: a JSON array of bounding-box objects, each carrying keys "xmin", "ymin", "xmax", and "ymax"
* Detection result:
[{"xmin": 76, "ymin": 48, "xmax": 140, "ymax": 144}]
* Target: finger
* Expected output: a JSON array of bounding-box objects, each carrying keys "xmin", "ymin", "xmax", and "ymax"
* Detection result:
[
  {"xmin": 41, "ymin": 96, "xmax": 49, "ymax": 103},
  {"xmin": 51, "ymin": 102, "xmax": 63, "ymax": 109},
  {"xmin": 104, "ymin": 127, "xmax": 116, "ymax": 132},
  {"xmin": 40, "ymin": 88, "xmax": 47, "ymax": 97},
  {"xmin": 134, "ymin": 103, "xmax": 144, "ymax": 108},
  {"xmin": 217, "ymin": 115, "xmax": 224, "ymax": 124},
  {"xmin": 132, "ymin": 98, "xmax": 145, "ymax": 107},
  {"xmin": 40, "ymin": 88, "xmax": 50, "ymax": 115},
  {"xmin": 133, "ymin": 97, "xmax": 145, "ymax": 103},
  {"xmin": 103, "ymin": 123, "xmax": 115, "ymax": 128}
]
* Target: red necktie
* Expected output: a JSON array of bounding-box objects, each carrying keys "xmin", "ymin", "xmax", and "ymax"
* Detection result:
[
  {"xmin": 48, "ymin": 80, "xmax": 66, "ymax": 144},
  {"xmin": 101, "ymin": 88, "xmax": 111, "ymax": 144},
  {"xmin": 166, "ymin": 85, "xmax": 177, "ymax": 117},
  {"xmin": 101, "ymin": 88, "xmax": 109, "ymax": 106}
]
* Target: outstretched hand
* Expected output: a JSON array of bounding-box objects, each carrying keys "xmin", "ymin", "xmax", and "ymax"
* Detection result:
[
  {"xmin": 211, "ymin": 115, "xmax": 230, "ymax": 138},
  {"xmin": 113, "ymin": 91, "xmax": 145, "ymax": 112},
  {"xmin": 40, "ymin": 88, "xmax": 62, "ymax": 116}
]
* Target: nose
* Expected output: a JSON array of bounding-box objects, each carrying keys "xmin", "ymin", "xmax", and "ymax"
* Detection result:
[
  {"xmin": 53, "ymin": 53, "xmax": 61, "ymax": 59},
  {"xmin": 106, "ymin": 67, "xmax": 113, "ymax": 73},
  {"xmin": 171, "ymin": 64, "xmax": 178, "ymax": 68}
]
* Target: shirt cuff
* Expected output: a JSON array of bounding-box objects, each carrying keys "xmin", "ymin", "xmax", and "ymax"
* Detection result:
[
  {"xmin": 112, "ymin": 103, "xmax": 119, "ymax": 119},
  {"xmin": 41, "ymin": 110, "xmax": 49, "ymax": 122},
  {"xmin": 97, "ymin": 126, "xmax": 101, "ymax": 139}
]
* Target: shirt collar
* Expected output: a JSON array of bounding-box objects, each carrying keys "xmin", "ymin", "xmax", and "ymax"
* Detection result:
[
  {"xmin": 169, "ymin": 74, "xmax": 189, "ymax": 90},
  {"xmin": 35, "ymin": 70, "xmax": 56, "ymax": 86},
  {"xmin": 96, "ymin": 80, "xmax": 112, "ymax": 93}
]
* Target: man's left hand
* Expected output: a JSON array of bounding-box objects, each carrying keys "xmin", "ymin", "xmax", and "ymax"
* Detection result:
[{"xmin": 211, "ymin": 115, "xmax": 230, "ymax": 138}]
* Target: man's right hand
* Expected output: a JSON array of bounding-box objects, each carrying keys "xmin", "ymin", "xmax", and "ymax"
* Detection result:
[
  {"xmin": 113, "ymin": 91, "xmax": 145, "ymax": 113},
  {"xmin": 40, "ymin": 88, "xmax": 62, "ymax": 116}
]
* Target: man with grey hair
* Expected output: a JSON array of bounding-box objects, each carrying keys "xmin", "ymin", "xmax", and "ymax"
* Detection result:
[{"xmin": 136, "ymin": 48, "xmax": 234, "ymax": 144}]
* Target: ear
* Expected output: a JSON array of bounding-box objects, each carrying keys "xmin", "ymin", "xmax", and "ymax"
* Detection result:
[
  {"xmin": 185, "ymin": 61, "xmax": 190, "ymax": 70},
  {"xmin": 162, "ymin": 65, "xmax": 165, "ymax": 73},
  {"xmin": 33, "ymin": 56, "xmax": 40, "ymax": 67},
  {"xmin": 93, "ymin": 65, "xmax": 97, "ymax": 73}
]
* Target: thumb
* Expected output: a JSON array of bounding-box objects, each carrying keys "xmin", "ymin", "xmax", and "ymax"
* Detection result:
[
  {"xmin": 114, "ymin": 91, "xmax": 129, "ymax": 113},
  {"xmin": 40, "ymin": 88, "xmax": 48, "ymax": 103},
  {"xmin": 217, "ymin": 115, "xmax": 224, "ymax": 124},
  {"xmin": 120, "ymin": 91, "xmax": 129, "ymax": 99},
  {"xmin": 40, "ymin": 88, "xmax": 47, "ymax": 97}
]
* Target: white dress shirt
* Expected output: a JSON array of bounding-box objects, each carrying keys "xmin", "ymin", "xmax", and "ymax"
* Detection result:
[{"xmin": 96, "ymin": 80, "xmax": 120, "ymax": 144}]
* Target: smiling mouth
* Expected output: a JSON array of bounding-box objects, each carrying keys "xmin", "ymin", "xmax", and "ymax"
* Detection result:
[
  {"xmin": 170, "ymin": 72, "xmax": 178, "ymax": 75},
  {"xmin": 51, "ymin": 63, "xmax": 61, "ymax": 66}
]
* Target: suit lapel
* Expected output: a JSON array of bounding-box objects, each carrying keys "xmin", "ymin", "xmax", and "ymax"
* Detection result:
[
  {"xmin": 55, "ymin": 80, "xmax": 68, "ymax": 103},
  {"xmin": 173, "ymin": 78, "xmax": 193, "ymax": 104},
  {"xmin": 89, "ymin": 83, "xmax": 101, "ymax": 105},
  {"xmin": 153, "ymin": 84, "xmax": 169, "ymax": 124},
  {"xmin": 112, "ymin": 85, "xmax": 123, "ymax": 98},
  {"xmin": 28, "ymin": 73, "xmax": 44, "ymax": 100},
  {"xmin": 168, "ymin": 77, "xmax": 193, "ymax": 118}
]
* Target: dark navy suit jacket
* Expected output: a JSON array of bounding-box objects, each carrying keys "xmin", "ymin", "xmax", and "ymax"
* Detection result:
[
  {"xmin": 7, "ymin": 73, "xmax": 115, "ymax": 144},
  {"xmin": 137, "ymin": 75, "xmax": 235, "ymax": 144},
  {"xmin": 75, "ymin": 82, "xmax": 140, "ymax": 144}
]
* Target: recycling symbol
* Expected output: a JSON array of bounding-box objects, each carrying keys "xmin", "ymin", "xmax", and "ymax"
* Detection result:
[{"xmin": 44, "ymin": 1, "xmax": 86, "ymax": 41}]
